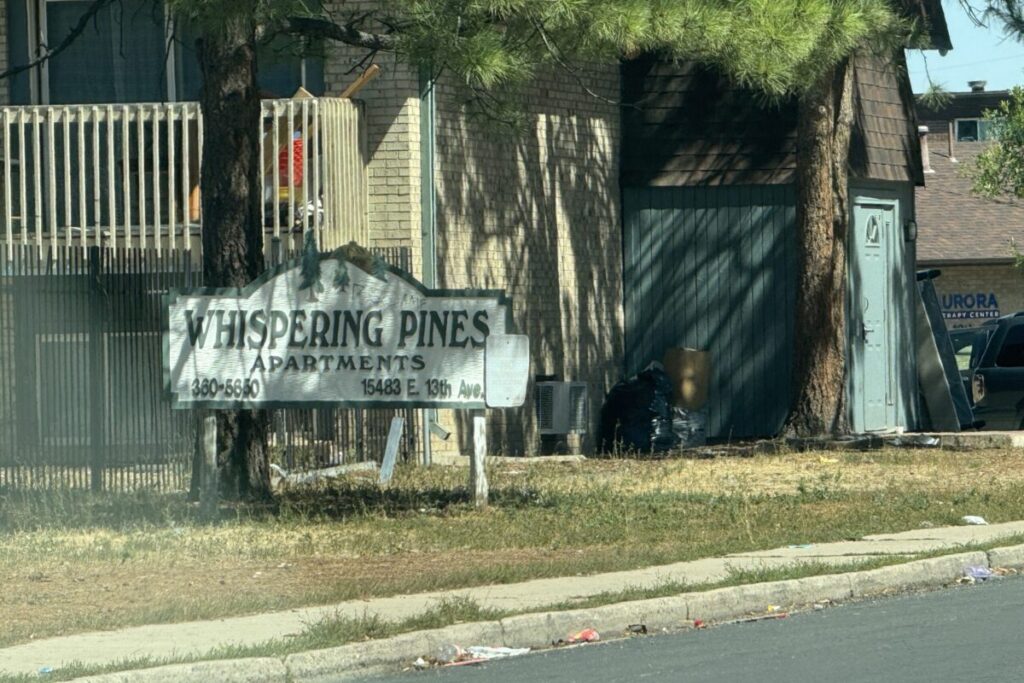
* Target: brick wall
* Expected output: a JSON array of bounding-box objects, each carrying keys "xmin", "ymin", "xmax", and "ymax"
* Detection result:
[
  {"xmin": 318, "ymin": 8, "xmax": 625, "ymax": 455},
  {"xmin": 432, "ymin": 67, "xmax": 624, "ymax": 455},
  {"xmin": 321, "ymin": 3, "xmax": 421, "ymax": 273},
  {"xmin": 931, "ymin": 264, "xmax": 1024, "ymax": 328}
]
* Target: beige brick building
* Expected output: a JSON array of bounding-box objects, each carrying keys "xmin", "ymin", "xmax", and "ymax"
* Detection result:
[{"xmin": 917, "ymin": 87, "xmax": 1024, "ymax": 328}]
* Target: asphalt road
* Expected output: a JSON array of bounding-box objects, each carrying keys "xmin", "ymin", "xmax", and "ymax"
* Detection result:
[{"xmin": 368, "ymin": 576, "xmax": 1024, "ymax": 683}]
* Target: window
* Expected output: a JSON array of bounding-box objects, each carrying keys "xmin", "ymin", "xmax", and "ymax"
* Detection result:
[
  {"xmin": 956, "ymin": 118, "xmax": 998, "ymax": 142},
  {"xmin": 15, "ymin": 1, "xmax": 323, "ymax": 104},
  {"xmin": 44, "ymin": 0, "xmax": 169, "ymax": 104},
  {"xmin": 996, "ymin": 324, "xmax": 1024, "ymax": 367}
]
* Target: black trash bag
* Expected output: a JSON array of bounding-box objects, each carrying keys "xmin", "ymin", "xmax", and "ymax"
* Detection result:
[{"xmin": 599, "ymin": 366, "xmax": 679, "ymax": 453}]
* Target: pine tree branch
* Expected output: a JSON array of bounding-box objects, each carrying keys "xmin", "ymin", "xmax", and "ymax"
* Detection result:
[
  {"xmin": 283, "ymin": 16, "xmax": 397, "ymax": 52},
  {"xmin": 0, "ymin": 0, "xmax": 116, "ymax": 82},
  {"xmin": 531, "ymin": 19, "xmax": 628, "ymax": 108}
]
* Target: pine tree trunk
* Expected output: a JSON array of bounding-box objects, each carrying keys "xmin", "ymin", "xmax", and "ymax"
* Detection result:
[
  {"xmin": 196, "ymin": 14, "xmax": 272, "ymax": 501},
  {"xmin": 787, "ymin": 59, "xmax": 854, "ymax": 437}
]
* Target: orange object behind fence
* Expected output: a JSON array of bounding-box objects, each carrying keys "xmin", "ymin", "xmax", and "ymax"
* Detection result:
[{"xmin": 278, "ymin": 131, "xmax": 304, "ymax": 193}]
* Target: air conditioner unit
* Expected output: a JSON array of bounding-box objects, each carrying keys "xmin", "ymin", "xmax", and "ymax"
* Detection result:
[{"xmin": 535, "ymin": 382, "xmax": 588, "ymax": 435}]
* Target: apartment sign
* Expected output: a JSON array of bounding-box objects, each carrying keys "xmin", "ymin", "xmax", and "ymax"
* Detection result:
[{"xmin": 163, "ymin": 258, "xmax": 516, "ymax": 409}]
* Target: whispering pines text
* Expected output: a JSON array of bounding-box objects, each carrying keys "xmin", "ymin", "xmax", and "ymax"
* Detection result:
[{"xmin": 182, "ymin": 307, "xmax": 492, "ymax": 351}]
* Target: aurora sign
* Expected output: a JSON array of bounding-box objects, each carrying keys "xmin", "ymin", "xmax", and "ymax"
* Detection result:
[{"xmin": 163, "ymin": 257, "xmax": 519, "ymax": 409}]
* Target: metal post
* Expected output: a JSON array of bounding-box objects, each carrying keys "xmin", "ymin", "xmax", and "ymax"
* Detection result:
[
  {"xmin": 200, "ymin": 413, "xmax": 218, "ymax": 520},
  {"xmin": 87, "ymin": 247, "xmax": 105, "ymax": 492},
  {"xmin": 471, "ymin": 410, "xmax": 488, "ymax": 507}
]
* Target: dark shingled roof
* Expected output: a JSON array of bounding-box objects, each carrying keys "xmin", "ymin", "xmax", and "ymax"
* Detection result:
[
  {"xmin": 621, "ymin": 51, "xmax": 923, "ymax": 187},
  {"xmin": 915, "ymin": 135, "xmax": 1024, "ymax": 264},
  {"xmin": 899, "ymin": 0, "xmax": 952, "ymax": 52}
]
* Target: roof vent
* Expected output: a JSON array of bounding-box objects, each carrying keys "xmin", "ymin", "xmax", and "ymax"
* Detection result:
[{"xmin": 969, "ymin": 80, "xmax": 987, "ymax": 93}]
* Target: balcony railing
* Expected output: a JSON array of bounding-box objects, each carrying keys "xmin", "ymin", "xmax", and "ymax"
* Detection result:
[{"xmin": 0, "ymin": 97, "xmax": 367, "ymax": 258}]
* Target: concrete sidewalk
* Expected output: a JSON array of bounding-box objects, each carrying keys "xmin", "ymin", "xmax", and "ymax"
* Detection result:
[{"xmin": 4, "ymin": 520, "xmax": 1024, "ymax": 677}]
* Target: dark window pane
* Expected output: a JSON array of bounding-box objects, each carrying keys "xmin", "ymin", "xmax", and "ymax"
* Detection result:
[
  {"xmin": 47, "ymin": 0, "xmax": 167, "ymax": 104},
  {"xmin": 996, "ymin": 325, "xmax": 1024, "ymax": 367},
  {"xmin": 956, "ymin": 119, "xmax": 980, "ymax": 142}
]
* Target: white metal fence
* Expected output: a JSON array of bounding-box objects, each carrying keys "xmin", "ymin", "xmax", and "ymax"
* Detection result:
[{"xmin": 0, "ymin": 98, "xmax": 366, "ymax": 258}]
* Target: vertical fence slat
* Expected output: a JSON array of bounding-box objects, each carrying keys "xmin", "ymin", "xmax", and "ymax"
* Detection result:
[
  {"xmin": 137, "ymin": 108, "xmax": 147, "ymax": 249},
  {"xmin": 122, "ymin": 106, "xmax": 132, "ymax": 249},
  {"xmin": 32, "ymin": 109, "xmax": 43, "ymax": 255},
  {"xmin": 3, "ymin": 109, "xmax": 13, "ymax": 258},
  {"xmin": 106, "ymin": 105, "xmax": 117, "ymax": 250},
  {"xmin": 272, "ymin": 101, "xmax": 281, "ymax": 242},
  {"xmin": 63, "ymin": 108, "xmax": 72, "ymax": 249},
  {"xmin": 77, "ymin": 108, "xmax": 87, "ymax": 253},
  {"xmin": 46, "ymin": 110, "xmax": 58, "ymax": 258},
  {"xmin": 18, "ymin": 110, "xmax": 28, "ymax": 247},
  {"xmin": 167, "ymin": 105, "xmax": 177, "ymax": 253},
  {"xmin": 300, "ymin": 98, "xmax": 310, "ymax": 239}
]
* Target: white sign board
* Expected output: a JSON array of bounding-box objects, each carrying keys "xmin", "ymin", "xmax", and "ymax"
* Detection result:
[
  {"xmin": 485, "ymin": 335, "xmax": 530, "ymax": 408},
  {"xmin": 163, "ymin": 258, "xmax": 512, "ymax": 409}
]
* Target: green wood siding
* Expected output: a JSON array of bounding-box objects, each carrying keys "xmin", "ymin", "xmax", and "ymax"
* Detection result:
[{"xmin": 623, "ymin": 185, "xmax": 797, "ymax": 439}]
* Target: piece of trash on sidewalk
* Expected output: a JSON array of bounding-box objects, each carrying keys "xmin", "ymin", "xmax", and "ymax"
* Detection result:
[
  {"xmin": 38, "ymin": 667, "xmax": 53, "ymax": 675},
  {"xmin": 464, "ymin": 646, "xmax": 530, "ymax": 661},
  {"xmin": 733, "ymin": 614, "xmax": 786, "ymax": 626},
  {"xmin": 628, "ymin": 623, "xmax": 647, "ymax": 635},
  {"xmin": 413, "ymin": 657, "xmax": 429, "ymax": 670},
  {"xmin": 766, "ymin": 604, "xmax": 782, "ymax": 613},
  {"xmin": 436, "ymin": 644, "xmax": 465, "ymax": 664},
  {"xmin": 788, "ymin": 544, "xmax": 814, "ymax": 549},
  {"xmin": 964, "ymin": 566, "xmax": 994, "ymax": 581},
  {"xmin": 567, "ymin": 628, "xmax": 600, "ymax": 644},
  {"xmin": 692, "ymin": 619, "xmax": 706, "ymax": 629},
  {"xmin": 961, "ymin": 515, "xmax": 988, "ymax": 526}
]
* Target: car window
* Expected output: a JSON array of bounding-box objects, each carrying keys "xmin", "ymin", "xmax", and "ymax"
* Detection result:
[
  {"xmin": 949, "ymin": 328, "xmax": 991, "ymax": 371},
  {"xmin": 995, "ymin": 324, "xmax": 1024, "ymax": 367}
]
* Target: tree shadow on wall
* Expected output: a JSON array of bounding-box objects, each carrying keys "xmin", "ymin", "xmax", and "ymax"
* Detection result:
[{"xmin": 433, "ymin": 72, "xmax": 624, "ymax": 455}]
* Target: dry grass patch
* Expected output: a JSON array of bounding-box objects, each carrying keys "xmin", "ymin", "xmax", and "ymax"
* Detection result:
[{"xmin": 2, "ymin": 447, "xmax": 1024, "ymax": 646}]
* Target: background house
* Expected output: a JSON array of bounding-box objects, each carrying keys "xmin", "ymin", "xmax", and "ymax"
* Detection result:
[{"xmin": 916, "ymin": 82, "xmax": 1024, "ymax": 328}]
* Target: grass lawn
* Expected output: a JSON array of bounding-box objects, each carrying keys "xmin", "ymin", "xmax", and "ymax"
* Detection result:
[{"xmin": 2, "ymin": 448, "xmax": 1024, "ymax": 647}]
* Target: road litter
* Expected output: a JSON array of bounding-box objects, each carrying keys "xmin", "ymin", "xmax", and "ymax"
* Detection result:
[
  {"xmin": 964, "ymin": 566, "xmax": 995, "ymax": 581},
  {"xmin": 434, "ymin": 644, "xmax": 530, "ymax": 666},
  {"xmin": 567, "ymin": 628, "xmax": 600, "ymax": 644},
  {"xmin": 38, "ymin": 667, "xmax": 53, "ymax": 675},
  {"xmin": 692, "ymin": 619, "xmax": 706, "ymax": 629},
  {"xmin": 813, "ymin": 599, "xmax": 834, "ymax": 611},
  {"xmin": 766, "ymin": 604, "xmax": 782, "ymax": 613},
  {"xmin": 436, "ymin": 644, "xmax": 464, "ymax": 664},
  {"xmin": 627, "ymin": 624, "xmax": 648, "ymax": 635},
  {"xmin": 993, "ymin": 567, "xmax": 1019, "ymax": 576},
  {"xmin": 465, "ymin": 646, "xmax": 531, "ymax": 660},
  {"xmin": 733, "ymin": 612, "xmax": 788, "ymax": 625},
  {"xmin": 413, "ymin": 657, "xmax": 429, "ymax": 670},
  {"xmin": 788, "ymin": 544, "xmax": 814, "ymax": 549},
  {"xmin": 961, "ymin": 515, "xmax": 988, "ymax": 526}
]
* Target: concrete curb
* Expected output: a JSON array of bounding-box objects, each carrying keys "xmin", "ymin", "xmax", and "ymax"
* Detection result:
[{"xmin": 64, "ymin": 545, "xmax": 1024, "ymax": 682}]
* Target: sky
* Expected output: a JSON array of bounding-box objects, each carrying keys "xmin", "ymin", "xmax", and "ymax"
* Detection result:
[{"xmin": 906, "ymin": 2, "xmax": 1024, "ymax": 93}]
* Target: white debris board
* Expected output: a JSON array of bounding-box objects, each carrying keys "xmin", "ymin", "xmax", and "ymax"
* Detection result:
[{"xmin": 485, "ymin": 334, "xmax": 530, "ymax": 408}]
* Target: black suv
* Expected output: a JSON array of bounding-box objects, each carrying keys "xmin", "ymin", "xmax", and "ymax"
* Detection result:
[{"xmin": 952, "ymin": 315, "xmax": 1024, "ymax": 430}]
